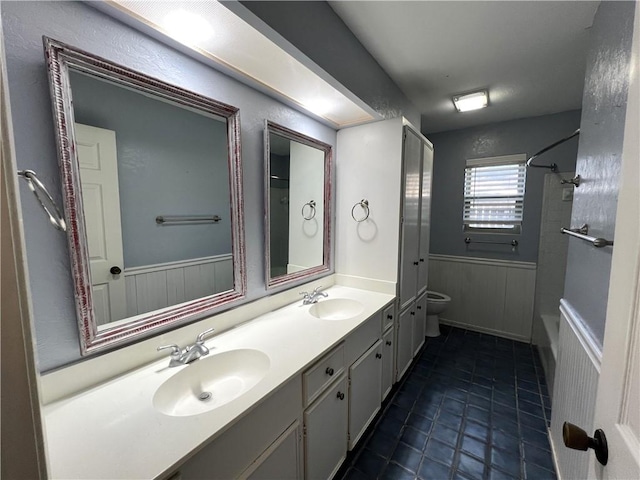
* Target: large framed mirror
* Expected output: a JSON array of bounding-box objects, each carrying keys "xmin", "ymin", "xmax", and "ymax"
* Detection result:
[
  {"xmin": 264, "ymin": 121, "xmax": 332, "ymax": 288},
  {"xmin": 44, "ymin": 37, "xmax": 246, "ymax": 354}
]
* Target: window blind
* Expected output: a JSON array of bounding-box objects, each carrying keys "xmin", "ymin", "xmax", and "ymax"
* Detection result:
[{"xmin": 463, "ymin": 155, "xmax": 526, "ymax": 230}]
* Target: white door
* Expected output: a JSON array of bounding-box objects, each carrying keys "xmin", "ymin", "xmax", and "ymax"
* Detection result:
[
  {"xmin": 397, "ymin": 305, "xmax": 415, "ymax": 380},
  {"xmin": 589, "ymin": 6, "xmax": 640, "ymax": 479},
  {"xmin": 417, "ymin": 142, "xmax": 433, "ymax": 294},
  {"xmin": 399, "ymin": 127, "xmax": 422, "ymax": 310},
  {"xmin": 413, "ymin": 291, "xmax": 427, "ymax": 356},
  {"xmin": 243, "ymin": 421, "xmax": 302, "ymax": 480},
  {"xmin": 348, "ymin": 340, "xmax": 382, "ymax": 449},
  {"xmin": 75, "ymin": 123, "xmax": 127, "ymax": 325},
  {"xmin": 382, "ymin": 326, "xmax": 395, "ymax": 401},
  {"xmin": 304, "ymin": 375, "xmax": 348, "ymax": 480}
]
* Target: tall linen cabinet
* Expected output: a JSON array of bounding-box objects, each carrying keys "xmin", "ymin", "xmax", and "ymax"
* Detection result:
[{"xmin": 336, "ymin": 117, "xmax": 433, "ymax": 383}]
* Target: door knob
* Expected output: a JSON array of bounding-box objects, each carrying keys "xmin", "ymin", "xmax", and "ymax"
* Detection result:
[
  {"xmin": 110, "ymin": 266, "xmax": 122, "ymax": 275},
  {"xmin": 562, "ymin": 422, "xmax": 608, "ymax": 465}
]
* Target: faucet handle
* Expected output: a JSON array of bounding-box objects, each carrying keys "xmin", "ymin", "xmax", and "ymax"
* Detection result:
[
  {"xmin": 157, "ymin": 344, "xmax": 181, "ymax": 357},
  {"xmin": 300, "ymin": 291, "xmax": 310, "ymax": 298},
  {"xmin": 196, "ymin": 327, "xmax": 215, "ymax": 344}
]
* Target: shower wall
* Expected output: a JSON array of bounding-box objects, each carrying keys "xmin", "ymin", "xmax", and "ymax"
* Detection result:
[
  {"xmin": 534, "ymin": 173, "xmax": 575, "ymax": 320},
  {"xmin": 532, "ymin": 173, "xmax": 575, "ymax": 394}
]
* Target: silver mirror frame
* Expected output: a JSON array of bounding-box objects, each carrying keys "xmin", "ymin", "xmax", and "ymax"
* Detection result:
[
  {"xmin": 264, "ymin": 120, "xmax": 332, "ymax": 289},
  {"xmin": 44, "ymin": 37, "xmax": 246, "ymax": 355}
]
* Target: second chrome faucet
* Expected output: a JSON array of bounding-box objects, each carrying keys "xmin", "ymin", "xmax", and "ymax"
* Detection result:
[
  {"xmin": 300, "ymin": 286, "xmax": 328, "ymax": 305},
  {"xmin": 157, "ymin": 327, "xmax": 215, "ymax": 368}
]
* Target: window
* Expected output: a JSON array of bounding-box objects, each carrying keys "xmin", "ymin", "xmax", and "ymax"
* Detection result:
[{"xmin": 463, "ymin": 154, "xmax": 527, "ymax": 233}]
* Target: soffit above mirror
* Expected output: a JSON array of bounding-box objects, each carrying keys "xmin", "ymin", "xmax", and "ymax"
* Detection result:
[{"xmin": 93, "ymin": 1, "xmax": 380, "ymax": 128}]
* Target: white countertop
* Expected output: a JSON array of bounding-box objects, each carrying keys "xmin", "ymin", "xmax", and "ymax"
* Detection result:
[{"xmin": 42, "ymin": 285, "xmax": 394, "ymax": 479}]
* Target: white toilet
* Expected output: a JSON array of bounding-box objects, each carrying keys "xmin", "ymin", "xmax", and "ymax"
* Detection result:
[{"xmin": 425, "ymin": 290, "xmax": 451, "ymax": 337}]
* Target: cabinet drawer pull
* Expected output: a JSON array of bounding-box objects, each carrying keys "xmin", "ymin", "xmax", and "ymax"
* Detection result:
[
  {"xmin": 376, "ymin": 353, "xmax": 382, "ymax": 359},
  {"xmin": 386, "ymin": 340, "xmax": 392, "ymax": 346},
  {"xmin": 417, "ymin": 305, "xmax": 422, "ymax": 310},
  {"xmin": 420, "ymin": 258, "xmax": 425, "ymax": 262},
  {"xmin": 336, "ymin": 391, "xmax": 345, "ymax": 400},
  {"xmin": 413, "ymin": 261, "xmax": 419, "ymax": 266},
  {"xmin": 325, "ymin": 367, "xmax": 334, "ymax": 376},
  {"xmin": 387, "ymin": 314, "xmax": 393, "ymax": 320},
  {"xmin": 410, "ymin": 311, "xmax": 415, "ymax": 316}
]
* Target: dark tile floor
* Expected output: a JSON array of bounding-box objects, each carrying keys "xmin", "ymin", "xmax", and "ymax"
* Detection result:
[{"xmin": 338, "ymin": 325, "xmax": 556, "ymax": 480}]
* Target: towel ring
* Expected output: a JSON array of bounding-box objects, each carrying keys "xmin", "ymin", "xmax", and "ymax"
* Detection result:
[
  {"xmin": 301, "ymin": 200, "xmax": 316, "ymax": 220},
  {"xmin": 351, "ymin": 199, "xmax": 370, "ymax": 222},
  {"xmin": 17, "ymin": 170, "xmax": 67, "ymax": 232}
]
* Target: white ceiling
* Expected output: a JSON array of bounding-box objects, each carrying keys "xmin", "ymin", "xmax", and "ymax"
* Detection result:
[{"xmin": 329, "ymin": 1, "xmax": 599, "ymax": 133}]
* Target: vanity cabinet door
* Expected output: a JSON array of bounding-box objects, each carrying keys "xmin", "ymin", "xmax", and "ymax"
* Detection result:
[
  {"xmin": 348, "ymin": 340, "xmax": 383, "ymax": 449},
  {"xmin": 397, "ymin": 305, "xmax": 414, "ymax": 380},
  {"xmin": 304, "ymin": 375, "xmax": 348, "ymax": 480},
  {"xmin": 413, "ymin": 292, "xmax": 427, "ymax": 356},
  {"xmin": 382, "ymin": 327, "xmax": 395, "ymax": 401},
  {"xmin": 243, "ymin": 421, "xmax": 302, "ymax": 480}
]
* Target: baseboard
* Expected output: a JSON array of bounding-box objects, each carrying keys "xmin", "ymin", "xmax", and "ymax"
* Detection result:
[
  {"xmin": 548, "ymin": 428, "xmax": 563, "ymax": 480},
  {"xmin": 440, "ymin": 318, "xmax": 530, "ymax": 343}
]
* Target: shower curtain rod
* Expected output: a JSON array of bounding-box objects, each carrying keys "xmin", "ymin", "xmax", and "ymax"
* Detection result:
[{"xmin": 526, "ymin": 128, "xmax": 580, "ymax": 172}]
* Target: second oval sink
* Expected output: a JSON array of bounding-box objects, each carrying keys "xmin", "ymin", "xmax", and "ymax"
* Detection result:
[
  {"xmin": 308, "ymin": 298, "xmax": 364, "ymax": 321},
  {"xmin": 153, "ymin": 349, "xmax": 270, "ymax": 417}
]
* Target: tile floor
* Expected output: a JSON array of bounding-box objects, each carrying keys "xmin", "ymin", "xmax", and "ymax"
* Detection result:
[{"xmin": 338, "ymin": 325, "xmax": 556, "ymax": 480}]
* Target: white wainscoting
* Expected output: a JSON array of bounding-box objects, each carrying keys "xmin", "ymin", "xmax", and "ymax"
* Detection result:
[
  {"xmin": 549, "ymin": 300, "xmax": 601, "ymax": 480},
  {"xmin": 123, "ymin": 255, "xmax": 233, "ymax": 319},
  {"xmin": 428, "ymin": 254, "xmax": 537, "ymax": 341}
]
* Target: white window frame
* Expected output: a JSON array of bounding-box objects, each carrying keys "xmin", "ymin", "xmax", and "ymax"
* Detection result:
[{"xmin": 463, "ymin": 153, "xmax": 527, "ymax": 234}]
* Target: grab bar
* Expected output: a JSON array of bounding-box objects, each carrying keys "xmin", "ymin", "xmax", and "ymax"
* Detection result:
[
  {"xmin": 526, "ymin": 129, "xmax": 580, "ymax": 172},
  {"xmin": 561, "ymin": 224, "xmax": 613, "ymax": 248},
  {"xmin": 465, "ymin": 237, "xmax": 518, "ymax": 247},
  {"xmin": 156, "ymin": 215, "xmax": 221, "ymax": 225}
]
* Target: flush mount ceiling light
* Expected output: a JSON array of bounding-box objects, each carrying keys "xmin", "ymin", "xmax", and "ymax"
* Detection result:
[{"xmin": 453, "ymin": 90, "xmax": 489, "ymax": 112}]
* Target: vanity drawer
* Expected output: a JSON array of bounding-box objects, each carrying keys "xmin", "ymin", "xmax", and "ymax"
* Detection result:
[
  {"xmin": 345, "ymin": 310, "xmax": 382, "ymax": 366},
  {"xmin": 382, "ymin": 303, "xmax": 395, "ymax": 331},
  {"xmin": 303, "ymin": 343, "xmax": 345, "ymax": 407}
]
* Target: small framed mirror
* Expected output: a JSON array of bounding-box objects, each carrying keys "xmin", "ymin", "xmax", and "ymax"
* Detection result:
[
  {"xmin": 264, "ymin": 121, "xmax": 332, "ymax": 288},
  {"xmin": 44, "ymin": 37, "xmax": 246, "ymax": 354}
]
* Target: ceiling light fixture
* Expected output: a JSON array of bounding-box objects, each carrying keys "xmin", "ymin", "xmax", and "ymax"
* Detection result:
[{"xmin": 453, "ymin": 90, "xmax": 489, "ymax": 112}]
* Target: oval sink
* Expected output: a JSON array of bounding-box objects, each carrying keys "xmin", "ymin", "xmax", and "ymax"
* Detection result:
[
  {"xmin": 308, "ymin": 298, "xmax": 364, "ymax": 321},
  {"xmin": 153, "ymin": 349, "xmax": 270, "ymax": 417}
]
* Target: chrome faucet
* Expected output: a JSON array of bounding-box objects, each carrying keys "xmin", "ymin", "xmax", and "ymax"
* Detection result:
[
  {"xmin": 301, "ymin": 286, "xmax": 329, "ymax": 305},
  {"xmin": 157, "ymin": 328, "xmax": 215, "ymax": 367}
]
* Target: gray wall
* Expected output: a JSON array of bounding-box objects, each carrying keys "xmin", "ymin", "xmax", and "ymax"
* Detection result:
[
  {"xmin": 428, "ymin": 110, "xmax": 582, "ymax": 262},
  {"xmin": 239, "ymin": 1, "xmax": 420, "ymax": 126},
  {"xmin": 70, "ymin": 71, "xmax": 231, "ymax": 268},
  {"xmin": 2, "ymin": 1, "xmax": 338, "ymax": 371},
  {"xmin": 563, "ymin": 0, "xmax": 636, "ymax": 348}
]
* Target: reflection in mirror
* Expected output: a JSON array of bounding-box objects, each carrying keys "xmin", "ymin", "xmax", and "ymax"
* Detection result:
[
  {"xmin": 45, "ymin": 38, "xmax": 245, "ymax": 354},
  {"xmin": 265, "ymin": 121, "xmax": 331, "ymax": 288}
]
